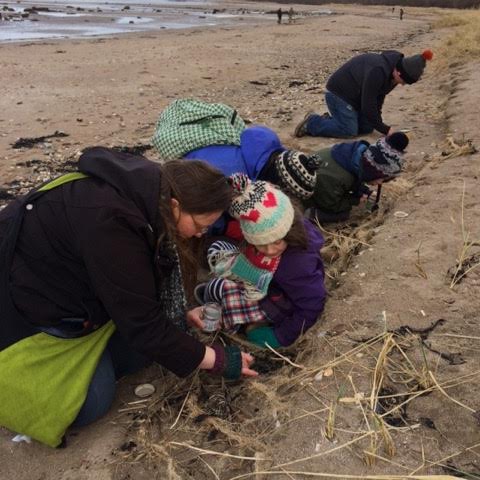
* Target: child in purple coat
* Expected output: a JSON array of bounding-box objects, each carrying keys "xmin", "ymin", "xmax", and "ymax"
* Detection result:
[{"xmin": 194, "ymin": 175, "xmax": 327, "ymax": 348}]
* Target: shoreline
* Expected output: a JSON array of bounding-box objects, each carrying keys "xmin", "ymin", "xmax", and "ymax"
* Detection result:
[
  {"xmin": 0, "ymin": 0, "xmax": 268, "ymax": 43},
  {"xmin": 0, "ymin": 0, "xmax": 333, "ymax": 43}
]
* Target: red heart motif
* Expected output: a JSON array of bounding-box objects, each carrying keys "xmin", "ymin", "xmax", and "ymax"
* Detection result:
[
  {"xmin": 263, "ymin": 192, "xmax": 277, "ymax": 208},
  {"xmin": 240, "ymin": 210, "xmax": 260, "ymax": 223}
]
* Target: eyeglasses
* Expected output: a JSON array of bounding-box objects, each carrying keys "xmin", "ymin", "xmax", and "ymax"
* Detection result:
[{"xmin": 190, "ymin": 214, "xmax": 210, "ymax": 234}]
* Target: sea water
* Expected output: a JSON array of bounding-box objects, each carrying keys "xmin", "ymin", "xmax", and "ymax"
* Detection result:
[{"xmin": 0, "ymin": 0, "xmax": 270, "ymax": 43}]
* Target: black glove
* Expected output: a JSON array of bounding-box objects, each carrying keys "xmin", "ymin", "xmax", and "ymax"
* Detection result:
[{"xmin": 358, "ymin": 184, "xmax": 373, "ymax": 198}]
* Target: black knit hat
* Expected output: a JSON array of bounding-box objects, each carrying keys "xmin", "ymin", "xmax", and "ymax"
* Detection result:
[
  {"xmin": 397, "ymin": 50, "xmax": 433, "ymax": 84},
  {"xmin": 274, "ymin": 150, "xmax": 319, "ymax": 200},
  {"xmin": 361, "ymin": 132, "xmax": 409, "ymax": 182},
  {"xmin": 386, "ymin": 131, "xmax": 409, "ymax": 151}
]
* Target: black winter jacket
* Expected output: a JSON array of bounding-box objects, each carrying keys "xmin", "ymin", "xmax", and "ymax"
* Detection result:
[
  {"xmin": 0, "ymin": 147, "xmax": 205, "ymax": 377},
  {"xmin": 326, "ymin": 50, "xmax": 403, "ymax": 134}
]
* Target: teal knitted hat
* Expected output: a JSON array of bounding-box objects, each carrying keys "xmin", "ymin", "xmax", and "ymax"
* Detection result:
[{"xmin": 229, "ymin": 174, "xmax": 294, "ymax": 245}]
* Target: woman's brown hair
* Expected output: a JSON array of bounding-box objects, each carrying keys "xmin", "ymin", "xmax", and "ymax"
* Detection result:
[
  {"xmin": 283, "ymin": 203, "xmax": 308, "ymax": 250},
  {"xmin": 157, "ymin": 160, "xmax": 233, "ymax": 298}
]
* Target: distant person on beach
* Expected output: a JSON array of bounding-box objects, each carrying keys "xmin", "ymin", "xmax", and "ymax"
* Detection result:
[
  {"xmin": 192, "ymin": 175, "xmax": 326, "ymax": 349},
  {"xmin": 277, "ymin": 8, "xmax": 283, "ymax": 24},
  {"xmin": 293, "ymin": 49, "xmax": 433, "ymax": 139},
  {"xmin": 399, "ymin": 8, "xmax": 404, "ymax": 20},
  {"xmin": 288, "ymin": 7, "xmax": 294, "ymax": 23},
  {"xmin": 392, "ymin": 6, "xmax": 395, "ymax": 13},
  {"xmin": 303, "ymin": 132, "xmax": 409, "ymax": 223},
  {"xmin": 0, "ymin": 148, "xmax": 257, "ymax": 447}
]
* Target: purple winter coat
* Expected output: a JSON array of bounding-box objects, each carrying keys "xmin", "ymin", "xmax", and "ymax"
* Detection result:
[{"xmin": 259, "ymin": 220, "xmax": 326, "ymax": 346}]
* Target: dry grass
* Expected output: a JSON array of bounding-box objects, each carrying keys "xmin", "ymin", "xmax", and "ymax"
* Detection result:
[
  {"xmin": 314, "ymin": 176, "xmax": 416, "ymax": 286},
  {"xmin": 115, "ymin": 325, "xmax": 480, "ymax": 479},
  {"xmin": 425, "ymin": 136, "xmax": 477, "ymax": 174},
  {"xmin": 114, "ymin": 132, "xmax": 480, "ymax": 477},
  {"xmin": 448, "ymin": 181, "xmax": 480, "ymax": 288},
  {"xmin": 432, "ymin": 9, "xmax": 480, "ymax": 70},
  {"xmin": 316, "ymin": 216, "xmax": 378, "ymax": 285}
]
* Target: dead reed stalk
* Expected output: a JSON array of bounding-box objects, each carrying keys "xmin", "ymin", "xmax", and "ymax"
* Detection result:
[{"xmin": 449, "ymin": 181, "xmax": 480, "ymax": 288}]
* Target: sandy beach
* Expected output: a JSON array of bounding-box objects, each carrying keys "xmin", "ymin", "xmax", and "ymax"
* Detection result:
[
  {"xmin": 1, "ymin": 2, "xmax": 479, "ymax": 478},
  {"xmin": 0, "ymin": 0, "xmax": 433, "ymax": 181}
]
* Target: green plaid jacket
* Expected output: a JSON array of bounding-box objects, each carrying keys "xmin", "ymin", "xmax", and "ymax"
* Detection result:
[{"xmin": 152, "ymin": 98, "xmax": 246, "ymax": 159}]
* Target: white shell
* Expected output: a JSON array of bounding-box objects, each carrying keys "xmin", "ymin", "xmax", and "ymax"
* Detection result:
[{"xmin": 134, "ymin": 383, "xmax": 155, "ymax": 398}]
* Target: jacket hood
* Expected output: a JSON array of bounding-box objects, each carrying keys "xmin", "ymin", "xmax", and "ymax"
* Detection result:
[
  {"xmin": 381, "ymin": 50, "xmax": 404, "ymax": 71},
  {"xmin": 331, "ymin": 140, "xmax": 370, "ymax": 177},
  {"xmin": 240, "ymin": 125, "xmax": 284, "ymax": 179},
  {"xmin": 78, "ymin": 147, "xmax": 161, "ymax": 228}
]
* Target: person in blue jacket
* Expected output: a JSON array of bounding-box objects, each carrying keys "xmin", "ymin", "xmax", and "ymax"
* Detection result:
[
  {"xmin": 183, "ymin": 125, "xmax": 320, "ymax": 234},
  {"xmin": 184, "ymin": 125, "xmax": 319, "ymax": 201},
  {"xmin": 304, "ymin": 132, "xmax": 409, "ymax": 223}
]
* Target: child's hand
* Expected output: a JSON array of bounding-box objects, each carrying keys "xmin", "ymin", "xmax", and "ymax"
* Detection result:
[
  {"xmin": 241, "ymin": 352, "xmax": 258, "ymax": 377},
  {"xmin": 186, "ymin": 306, "xmax": 205, "ymax": 330}
]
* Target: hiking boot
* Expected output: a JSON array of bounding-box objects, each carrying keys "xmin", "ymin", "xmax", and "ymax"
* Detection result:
[{"xmin": 294, "ymin": 111, "xmax": 314, "ymax": 138}]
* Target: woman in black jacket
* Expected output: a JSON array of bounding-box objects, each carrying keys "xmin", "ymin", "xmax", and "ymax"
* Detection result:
[{"xmin": 0, "ymin": 147, "xmax": 256, "ymax": 447}]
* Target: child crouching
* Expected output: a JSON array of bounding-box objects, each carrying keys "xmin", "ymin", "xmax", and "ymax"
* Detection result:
[
  {"xmin": 196, "ymin": 175, "xmax": 327, "ymax": 348},
  {"xmin": 303, "ymin": 132, "xmax": 409, "ymax": 223}
]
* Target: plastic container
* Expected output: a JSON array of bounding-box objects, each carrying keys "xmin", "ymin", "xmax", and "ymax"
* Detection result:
[{"xmin": 202, "ymin": 302, "xmax": 222, "ymax": 332}]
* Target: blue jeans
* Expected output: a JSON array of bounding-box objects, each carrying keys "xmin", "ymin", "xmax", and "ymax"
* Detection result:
[
  {"xmin": 72, "ymin": 331, "xmax": 150, "ymax": 427},
  {"xmin": 306, "ymin": 91, "xmax": 374, "ymax": 138}
]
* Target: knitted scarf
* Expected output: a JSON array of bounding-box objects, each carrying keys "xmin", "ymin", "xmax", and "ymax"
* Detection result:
[
  {"xmin": 208, "ymin": 241, "xmax": 280, "ymax": 300},
  {"xmin": 244, "ymin": 244, "xmax": 281, "ymax": 272},
  {"xmin": 156, "ymin": 240, "xmax": 188, "ymax": 331}
]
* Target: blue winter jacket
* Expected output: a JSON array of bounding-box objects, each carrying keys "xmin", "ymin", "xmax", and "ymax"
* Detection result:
[{"xmin": 184, "ymin": 125, "xmax": 284, "ymax": 179}]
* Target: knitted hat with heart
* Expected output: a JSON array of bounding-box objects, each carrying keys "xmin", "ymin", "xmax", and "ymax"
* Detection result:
[{"xmin": 229, "ymin": 173, "xmax": 294, "ymax": 245}]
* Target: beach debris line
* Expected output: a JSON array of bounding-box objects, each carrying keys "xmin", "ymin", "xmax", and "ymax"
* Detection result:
[
  {"xmin": 111, "ymin": 143, "xmax": 152, "ymax": 155},
  {"xmin": 0, "ymin": 188, "xmax": 15, "ymax": 200},
  {"xmin": 12, "ymin": 131, "xmax": 69, "ymax": 149}
]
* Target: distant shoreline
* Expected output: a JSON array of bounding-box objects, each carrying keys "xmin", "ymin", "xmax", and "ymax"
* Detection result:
[
  {"xmin": 256, "ymin": 0, "xmax": 480, "ymax": 9},
  {"xmin": 0, "ymin": 0, "xmax": 281, "ymax": 43}
]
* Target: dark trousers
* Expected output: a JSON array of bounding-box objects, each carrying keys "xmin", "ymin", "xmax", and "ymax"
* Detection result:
[
  {"xmin": 73, "ymin": 331, "xmax": 150, "ymax": 427},
  {"xmin": 307, "ymin": 92, "xmax": 374, "ymax": 138}
]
